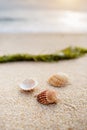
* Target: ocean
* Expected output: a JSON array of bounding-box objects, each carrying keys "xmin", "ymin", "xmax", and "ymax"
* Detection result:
[{"xmin": 0, "ymin": 0, "xmax": 87, "ymax": 33}]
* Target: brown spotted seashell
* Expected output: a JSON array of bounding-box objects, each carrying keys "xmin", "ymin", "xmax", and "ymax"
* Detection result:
[
  {"xmin": 37, "ymin": 90, "xmax": 58, "ymax": 105},
  {"xmin": 48, "ymin": 72, "xmax": 69, "ymax": 87}
]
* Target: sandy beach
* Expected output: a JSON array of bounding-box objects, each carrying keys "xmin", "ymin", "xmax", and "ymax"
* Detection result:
[{"xmin": 0, "ymin": 33, "xmax": 87, "ymax": 130}]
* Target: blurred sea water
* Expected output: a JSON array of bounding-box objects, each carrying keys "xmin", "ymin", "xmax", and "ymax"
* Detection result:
[{"xmin": 0, "ymin": 0, "xmax": 87, "ymax": 33}]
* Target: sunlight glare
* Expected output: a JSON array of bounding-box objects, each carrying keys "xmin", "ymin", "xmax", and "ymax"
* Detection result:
[
  {"xmin": 60, "ymin": 11, "xmax": 82, "ymax": 27},
  {"xmin": 59, "ymin": 0, "xmax": 80, "ymax": 10}
]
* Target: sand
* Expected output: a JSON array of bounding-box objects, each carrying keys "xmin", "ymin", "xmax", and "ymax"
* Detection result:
[{"xmin": 0, "ymin": 33, "xmax": 87, "ymax": 130}]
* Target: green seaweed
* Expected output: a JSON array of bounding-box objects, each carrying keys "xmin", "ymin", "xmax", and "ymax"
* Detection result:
[{"xmin": 0, "ymin": 46, "xmax": 87, "ymax": 63}]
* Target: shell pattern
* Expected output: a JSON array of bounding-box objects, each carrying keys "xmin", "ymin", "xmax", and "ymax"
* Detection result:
[
  {"xmin": 48, "ymin": 73, "xmax": 69, "ymax": 87},
  {"xmin": 37, "ymin": 90, "xmax": 58, "ymax": 105}
]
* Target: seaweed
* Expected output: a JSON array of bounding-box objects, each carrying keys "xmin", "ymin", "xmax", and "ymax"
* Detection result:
[{"xmin": 0, "ymin": 46, "xmax": 87, "ymax": 63}]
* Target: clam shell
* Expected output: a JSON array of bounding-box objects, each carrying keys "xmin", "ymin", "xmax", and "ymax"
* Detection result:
[
  {"xmin": 37, "ymin": 90, "xmax": 58, "ymax": 105},
  {"xmin": 19, "ymin": 79, "xmax": 38, "ymax": 91},
  {"xmin": 48, "ymin": 72, "xmax": 69, "ymax": 87}
]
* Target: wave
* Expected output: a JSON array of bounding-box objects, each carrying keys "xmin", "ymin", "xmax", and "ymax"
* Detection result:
[
  {"xmin": 0, "ymin": 17, "xmax": 25, "ymax": 22},
  {"xmin": 0, "ymin": 10, "xmax": 87, "ymax": 33}
]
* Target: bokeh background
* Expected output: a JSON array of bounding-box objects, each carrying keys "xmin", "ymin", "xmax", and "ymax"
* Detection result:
[{"xmin": 0, "ymin": 0, "xmax": 87, "ymax": 33}]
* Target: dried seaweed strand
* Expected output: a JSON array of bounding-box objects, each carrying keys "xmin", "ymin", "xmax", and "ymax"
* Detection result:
[{"xmin": 0, "ymin": 46, "xmax": 87, "ymax": 63}]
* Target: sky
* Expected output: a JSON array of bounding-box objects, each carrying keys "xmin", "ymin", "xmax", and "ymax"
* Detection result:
[{"xmin": 0, "ymin": 0, "xmax": 87, "ymax": 11}]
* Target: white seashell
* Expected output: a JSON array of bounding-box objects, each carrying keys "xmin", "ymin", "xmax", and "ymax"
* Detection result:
[
  {"xmin": 19, "ymin": 79, "xmax": 38, "ymax": 91},
  {"xmin": 48, "ymin": 72, "xmax": 69, "ymax": 87}
]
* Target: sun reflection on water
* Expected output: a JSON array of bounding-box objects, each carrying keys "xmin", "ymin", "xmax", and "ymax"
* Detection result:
[{"xmin": 58, "ymin": 11, "xmax": 87, "ymax": 29}]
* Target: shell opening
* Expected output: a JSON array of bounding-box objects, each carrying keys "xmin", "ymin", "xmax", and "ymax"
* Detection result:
[{"xmin": 19, "ymin": 79, "xmax": 38, "ymax": 91}]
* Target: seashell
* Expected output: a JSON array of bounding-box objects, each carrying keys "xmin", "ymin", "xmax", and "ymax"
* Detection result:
[
  {"xmin": 48, "ymin": 72, "xmax": 69, "ymax": 87},
  {"xmin": 37, "ymin": 90, "xmax": 58, "ymax": 105},
  {"xmin": 19, "ymin": 79, "xmax": 38, "ymax": 91}
]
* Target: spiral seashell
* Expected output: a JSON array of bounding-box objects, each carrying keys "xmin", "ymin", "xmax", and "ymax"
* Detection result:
[
  {"xmin": 48, "ymin": 72, "xmax": 69, "ymax": 87},
  {"xmin": 37, "ymin": 90, "xmax": 58, "ymax": 105}
]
